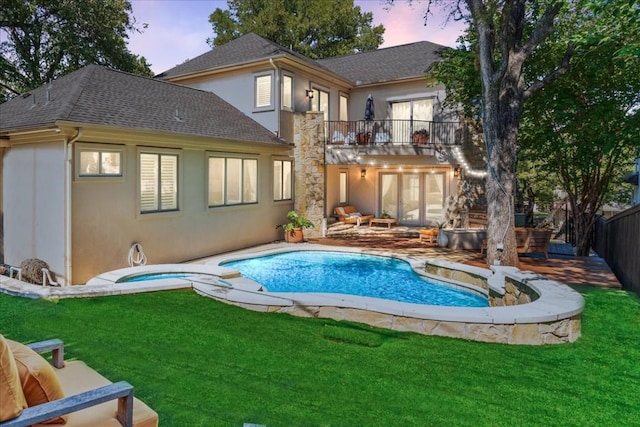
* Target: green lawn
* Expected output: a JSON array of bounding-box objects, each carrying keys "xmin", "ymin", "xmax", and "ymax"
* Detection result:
[{"xmin": 1, "ymin": 286, "xmax": 639, "ymax": 427}]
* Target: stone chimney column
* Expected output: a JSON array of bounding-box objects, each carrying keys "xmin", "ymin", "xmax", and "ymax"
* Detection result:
[{"xmin": 292, "ymin": 112, "xmax": 325, "ymax": 238}]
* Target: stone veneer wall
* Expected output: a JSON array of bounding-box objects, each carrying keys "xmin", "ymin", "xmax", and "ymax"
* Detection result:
[
  {"xmin": 490, "ymin": 278, "xmax": 539, "ymax": 306},
  {"xmin": 292, "ymin": 112, "xmax": 325, "ymax": 238},
  {"xmin": 223, "ymin": 300, "xmax": 581, "ymax": 345}
]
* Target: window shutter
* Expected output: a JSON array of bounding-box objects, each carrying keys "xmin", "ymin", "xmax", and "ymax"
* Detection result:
[
  {"xmin": 160, "ymin": 155, "xmax": 177, "ymax": 210},
  {"xmin": 140, "ymin": 154, "xmax": 158, "ymax": 212},
  {"xmin": 256, "ymin": 75, "xmax": 271, "ymax": 108}
]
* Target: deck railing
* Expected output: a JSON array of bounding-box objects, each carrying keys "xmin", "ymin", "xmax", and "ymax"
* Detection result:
[{"xmin": 324, "ymin": 120, "xmax": 463, "ymax": 146}]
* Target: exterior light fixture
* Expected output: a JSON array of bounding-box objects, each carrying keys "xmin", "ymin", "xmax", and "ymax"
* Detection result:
[
  {"xmin": 361, "ymin": 169, "xmax": 366, "ymax": 178},
  {"xmin": 454, "ymin": 167, "xmax": 461, "ymax": 178},
  {"xmin": 306, "ymin": 89, "xmax": 314, "ymax": 99}
]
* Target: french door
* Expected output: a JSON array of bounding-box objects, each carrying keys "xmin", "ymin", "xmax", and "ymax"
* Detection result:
[{"xmin": 380, "ymin": 172, "xmax": 444, "ymax": 226}]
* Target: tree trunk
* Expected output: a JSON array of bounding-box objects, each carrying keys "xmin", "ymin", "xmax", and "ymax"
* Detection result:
[{"xmin": 573, "ymin": 213, "xmax": 593, "ymax": 256}]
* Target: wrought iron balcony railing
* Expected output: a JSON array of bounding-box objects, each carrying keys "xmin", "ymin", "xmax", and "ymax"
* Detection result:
[{"xmin": 324, "ymin": 120, "xmax": 463, "ymax": 147}]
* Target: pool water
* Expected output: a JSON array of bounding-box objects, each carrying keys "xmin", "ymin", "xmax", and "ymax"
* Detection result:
[
  {"xmin": 222, "ymin": 251, "xmax": 488, "ymax": 307},
  {"xmin": 119, "ymin": 273, "xmax": 192, "ymax": 282}
]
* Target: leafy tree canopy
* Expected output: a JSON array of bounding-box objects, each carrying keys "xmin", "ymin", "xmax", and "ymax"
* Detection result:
[
  {"xmin": 207, "ymin": 0, "xmax": 385, "ymax": 59},
  {"xmin": 0, "ymin": 0, "xmax": 152, "ymax": 101},
  {"xmin": 430, "ymin": 0, "xmax": 640, "ymax": 255}
]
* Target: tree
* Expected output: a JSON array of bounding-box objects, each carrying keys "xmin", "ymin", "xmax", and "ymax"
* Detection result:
[
  {"xmin": 207, "ymin": 0, "xmax": 385, "ymax": 59},
  {"xmin": 0, "ymin": 0, "xmax": 152, "ymax": 101},
  {"xmin": 518, "ymin": 1, "xmax": 640, "ymax": 255}
]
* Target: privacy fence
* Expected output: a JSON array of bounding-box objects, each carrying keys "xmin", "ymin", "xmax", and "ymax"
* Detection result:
[{"xmin": 593, "ymin": 204, "xmax": 640, "ymax": 296}]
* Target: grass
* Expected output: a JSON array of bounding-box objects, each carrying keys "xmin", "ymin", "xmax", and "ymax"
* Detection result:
[{"xmin": 1, "ymin": 286, "xmax": 639, "ymax": 427}]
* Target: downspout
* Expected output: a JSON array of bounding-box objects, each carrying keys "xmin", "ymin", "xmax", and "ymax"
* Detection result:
[
  {"xmin": 65, "ymin": 128, "xmax": 82, "ymax": 285},
  {"xmin": 269, "ymin": 58, "xmax": 280, "ymax": 137}
]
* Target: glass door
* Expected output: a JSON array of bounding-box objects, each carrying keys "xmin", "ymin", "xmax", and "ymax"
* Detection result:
[
  {"xmin": 380, "ymin": 174, "xmax": 398, "ymax": 218},
  {"xmin": 401, "ymin": 174, "xmax": 420, "ymax": 224},
  {"xmin": 424, "ymin": 173, "xmax": 445, "ymax": 223}
]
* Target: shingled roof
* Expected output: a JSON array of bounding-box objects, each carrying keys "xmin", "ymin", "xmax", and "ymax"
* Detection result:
[
  {"xmin": 157, "ymin": 33, "xmax": 327, "ymax": 79},
  {"xmin": 0, "ymin": 64, "xmax": 285, "ymax": 145},
  {"xmin": 318, "ymin": 41, "xmax": 447, "ymax": 85}
]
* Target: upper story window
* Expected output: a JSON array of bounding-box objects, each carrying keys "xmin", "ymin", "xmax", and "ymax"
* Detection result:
[
  {"xmin": 273, "ymin": 159, "xmax": 292, "ymax": 201},
  {"xmin": 255, "ymin": 73, "xmax": 273, "ymax": 110},
  {"xmin": 311, "ymin": 88, "xmax": 329, "ymax": 119},
  {"xmin": 209, "ymin": 156, "xmax": 258, "ymax": 207},
  {"xmin": 139, "ymin": 151, "xmax": 179, "ymax": 213},
  {"xmin": 339, "ymin": 94, "xmax": 348, "ymax": 122},
  {"xmin": 78, "ymin": 149, "xmax": 122, "ymax": 177},
  {"xmin": 282, "ymin": 75, "xmax": 293, "ymax": 110}
]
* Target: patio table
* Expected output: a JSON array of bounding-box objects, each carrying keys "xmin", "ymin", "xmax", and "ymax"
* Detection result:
[{"xmin": 369, "ymin": 218, "xmax": 398, "ymax": 228}]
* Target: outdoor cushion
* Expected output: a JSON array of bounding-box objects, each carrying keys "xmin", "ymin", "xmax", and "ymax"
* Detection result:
[
  {"xmin": 8, "ymin": 340, "xmax": 67, "ymax": 424},
  {"xmin": 0, "ymin": 335, "xmax": 27, "ymax": 422},
  {"xmin": 50, "ymin": 360, "xmax": 158, "ymax": 427}
]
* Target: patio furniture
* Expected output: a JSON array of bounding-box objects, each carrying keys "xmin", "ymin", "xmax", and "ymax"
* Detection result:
[
  {"xmin": 419, "ymin": 228, "xmax": 438, "ymax": 244},
  {"xmin": 480, "ymin": 228, "xmax": 552, "ymax": 259},
  {"xmin": 334, "ymin": 206, "xmax": 374, "ymax": 226},
  {"xmin": 0, "ymin": 335, "xmax": 158, "ymax": 427},
  {"xmin": 369, "ymin": 218, "xmax": 398, "ymax": 229}
]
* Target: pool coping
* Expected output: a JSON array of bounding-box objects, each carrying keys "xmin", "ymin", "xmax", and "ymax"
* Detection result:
[{"xmin": 0, "ymin": 243, "xmax": 584, "ymax": 344}]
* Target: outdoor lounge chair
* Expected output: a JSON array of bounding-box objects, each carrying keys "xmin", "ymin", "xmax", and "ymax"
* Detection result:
[
  {"xmin": 0, "ymin": 335, "xmax": 158, "ymax": 427},
  {"xmin": 334, "ymin": 205, "xmax": 374, "ymax": 226}
]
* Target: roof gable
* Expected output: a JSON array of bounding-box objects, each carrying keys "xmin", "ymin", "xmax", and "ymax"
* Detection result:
[
  {"xmin": 157, "ymin": 33, "xmax": 322, "ymax": 79},
  {"xmin": 0, "ymin": 65, "xmax": 284, "ymax": 145},
  {"xmin": 318, "ymin": 41, "xmax": 446, "ymax": 85}
]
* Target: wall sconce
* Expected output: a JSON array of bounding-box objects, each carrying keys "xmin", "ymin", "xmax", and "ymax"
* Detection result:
[
  {"xmin": 454, "ymin": 167, "xmax": 461, "ymax": 178},
  {"xmin": 306, "ymin": 89, "xmax": 314, "ymax": 99},
  {"xmin": 360, "ymin": 169, "xmax": 366, "ymax": 178}
]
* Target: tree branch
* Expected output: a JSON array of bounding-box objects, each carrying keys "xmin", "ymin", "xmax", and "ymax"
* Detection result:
[
  {"xmin": 521, "ymin": 1, "xmax": 563, "ymax": 56},
  {"xmin": 524, "ymin": 42, "xmax": 573, "ymax": 99}
]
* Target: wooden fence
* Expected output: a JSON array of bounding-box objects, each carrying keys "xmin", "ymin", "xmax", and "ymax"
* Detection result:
[{"xmin": 593, "ymin": 204, "xmax": 640, "ymax": 296}]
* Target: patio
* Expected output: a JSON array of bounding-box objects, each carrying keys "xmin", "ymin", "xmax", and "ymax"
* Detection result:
[{"xmin": 316, "ymin": 225, "xmax": 621, "ymax": 289}]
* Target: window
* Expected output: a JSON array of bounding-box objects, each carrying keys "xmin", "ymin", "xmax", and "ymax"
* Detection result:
[
  {"xmin": 255, "ymin": 74, "xmax": 272, "ymax": 109},
  {"xmin": 311, "ymin": 88, "xmax": 329, "ymax": 119},
  {"xmin": 209, "ymin": 156, "xmax": 258, "ymax": 206},
  {"xmin": 282, "ymin": 75, "xmax": 293, "ymax": 109},
  {"xmin": 139, "ymin": 152, "xmax": 178, "ymax": 213},
  {"xmin": 339, "ymin": 95, "xmax": 348, "ymax": 122},
  {"xmin": 339, "ymin": 171, "xmax": 347, "ymax": 204},
  {"xmin": 273, "ymin": 159, "xmax": 292, "ymax": 201},
  {"xmin": 79, "ymin": 150, "xmax": 122, "ymax": 176}
]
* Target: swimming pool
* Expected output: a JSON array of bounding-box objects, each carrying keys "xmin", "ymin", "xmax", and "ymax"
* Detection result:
[{"xmin": 221, "ymin": 251, "xmax": 487, "ymax": 307}]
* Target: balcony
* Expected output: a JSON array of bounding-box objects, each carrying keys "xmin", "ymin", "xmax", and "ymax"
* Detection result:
[{"xmin": 325, "ymin": 120, "xmax": 464, "ymax": 147}]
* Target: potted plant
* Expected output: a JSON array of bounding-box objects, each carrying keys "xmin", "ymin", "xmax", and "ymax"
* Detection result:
[
  {"xmin": 412, "ymin": 129, "xmax": 429, "ymax": 145},
  {"xmin": 277, "ymin": 210, "xmax": 314, "ymax": 243}
]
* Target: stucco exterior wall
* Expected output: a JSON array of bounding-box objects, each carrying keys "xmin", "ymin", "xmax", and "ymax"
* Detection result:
[
  {"xmin": 71, "ymin": 138, "xmax": 292, "ymax": 284},
  {"xmin": 4, "ymin": 140, "xmax": 66, "ymax": 278},
  {"xmin": 347, "ymin": 81, "xmax": 452, "ymax": 122}
]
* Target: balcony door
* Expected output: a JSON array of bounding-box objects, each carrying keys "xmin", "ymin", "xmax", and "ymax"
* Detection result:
[{"xmin": 391, "ymin": 99, "xmax": 433, "ymax": 144}]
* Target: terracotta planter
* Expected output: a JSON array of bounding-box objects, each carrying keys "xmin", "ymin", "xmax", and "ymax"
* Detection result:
[{"xmin": 284, "ymin": 228, "xmax": 304, "ymax": 243}]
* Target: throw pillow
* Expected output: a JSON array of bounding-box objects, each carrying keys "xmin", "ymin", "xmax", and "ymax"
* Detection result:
[
  {"xmin": 0, "ymin": 334, "xmax": 27, "ymax": 422},
  {"xmin": 8, "ymin": 339, "xmax": 67, "ymax": 424}
]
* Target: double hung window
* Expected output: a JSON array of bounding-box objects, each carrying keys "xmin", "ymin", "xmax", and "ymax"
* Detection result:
[
  {"xmin": 139, "ymin": 152, "xmax": 178, "ymax": 213},
  {"xmin": 209, "ymin": 156, "xmax": 258, "ymax": 206}
]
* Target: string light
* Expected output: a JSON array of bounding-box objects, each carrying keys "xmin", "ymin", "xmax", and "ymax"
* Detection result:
[{"xmin": 452, "ymin": 146, "xmax": 487, "ymax": 178}]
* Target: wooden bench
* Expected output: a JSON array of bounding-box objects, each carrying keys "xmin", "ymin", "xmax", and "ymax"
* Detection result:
[
  {"xmin": 334, "ymin": 206, "xmax": 374, "ymax": 226},
  {"xmin": 481, "ymin": 228, "xmax": 552, "ymax": 259}
]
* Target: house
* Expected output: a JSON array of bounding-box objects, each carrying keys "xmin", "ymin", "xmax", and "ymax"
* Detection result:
[
  {"xmin": 0, "ymin": 65, "xmax": 293, "ymax": 285},
  {"xmin": 159, "ymin": 33, "xmax": 481, "ymax": 230}
]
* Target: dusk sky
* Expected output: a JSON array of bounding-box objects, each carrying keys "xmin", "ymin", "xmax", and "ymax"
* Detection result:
[{"xmin": 127, "ymin": 0, "xmax": 467, "ymax": 74}]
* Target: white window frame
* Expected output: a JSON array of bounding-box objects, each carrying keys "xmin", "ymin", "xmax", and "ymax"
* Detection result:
[
  {"xmin": 282, "ymin": 73, "xmax": 293, "ymax": 110},
  {"xmin": 273, "ymin": 158, "xmax": 293, "ymax": 202},
  {"xmin": 138, "ymin": 148, "xmax": 181, "ymax": 214},
  {"xmin": 208, "ymin": 154, "xmax": 259, "ymax": 207},
  {"xmin": 254, "ymin": 72, "xmax": 274, "ymax": 111},
  {"xmin": 76, "ymin": 145, "xmax": 124, "ymax": 179},
  {"xmin": 339, "ymin": 170, "xmax": 348, "ymax": 204},
  {"xmin": 339, "ymin": 94, "xmax": 349, "ymax": 122}
]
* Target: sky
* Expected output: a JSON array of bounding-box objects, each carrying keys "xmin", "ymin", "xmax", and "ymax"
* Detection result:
[{"xmin": 127, "ymin": 0, "xmax": 467, "ymax": 75}]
